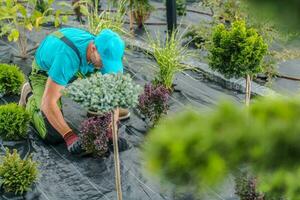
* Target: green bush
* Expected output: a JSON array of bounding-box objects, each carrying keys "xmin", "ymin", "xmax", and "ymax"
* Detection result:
[
  {"xmin": 176, "ymin": 0, "xmax": 187, "ymax": 16},
  {"xmin": 0, "ymin": 64, "xmax": 25, "ymax": 96},
  {"xmin": 149, "ymin": 31, "xmax": 193, "ymax": 90},
  {"xmin": 143, "ymin": 96, "xmax": 300, "ymax": 199},
  {"xmin": 235, "ymin": 170, "xmax": 262, "ymax": 200},
  {"xmin": 209, "ymin": 20, "xmax": 268, "ymax": 79},
  {"xmin": 0, "ymin": 148, "xmax": 38, "ymax": 195},
  {"xmin": 0, "ymin": 103, "xmax": 30, "ymax": 140},
  {"xmin": 64, "ymin": 73, "xmax": 141, "ymax": 113}
]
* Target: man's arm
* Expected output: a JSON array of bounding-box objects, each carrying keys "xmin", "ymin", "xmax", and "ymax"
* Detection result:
[{"xmin": 41, "ymin": 77, "xmax": 71, "ymax": 137}]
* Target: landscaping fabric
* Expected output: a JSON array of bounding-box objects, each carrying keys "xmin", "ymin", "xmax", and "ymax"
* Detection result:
[{"xmin": 4, "ymin": 0, "xmax": 299, "ymax": 199}]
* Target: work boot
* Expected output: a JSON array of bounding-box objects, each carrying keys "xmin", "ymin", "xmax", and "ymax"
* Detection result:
[
  {"xmin": 19, "ymin": 82, "xmax": 32, "ymax": 107},
  {"xmin": 119, "ymin": 108, "xmax": 130, "ymax": 120}
]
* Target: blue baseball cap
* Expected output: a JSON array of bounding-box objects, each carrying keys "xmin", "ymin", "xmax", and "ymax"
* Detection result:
[{"xmin": 94, "ymin": 29, "xmax": 125, "ymax": 74}]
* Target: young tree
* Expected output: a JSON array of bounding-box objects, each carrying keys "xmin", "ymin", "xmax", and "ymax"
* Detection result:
[{"xmin": 209, "ymin": 20, "xmax": 267, "ymax": 106}]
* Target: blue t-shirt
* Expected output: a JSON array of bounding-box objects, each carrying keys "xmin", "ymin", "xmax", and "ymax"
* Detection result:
[{"xmin": 35, "ymin": 28, "xmax": 109, "ymax": 86}]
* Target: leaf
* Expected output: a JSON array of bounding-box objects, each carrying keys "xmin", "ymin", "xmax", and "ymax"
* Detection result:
[
  {"xmin": 62, "ymin": 16, "xmax": 68, "ymax": 23},
  {"xmin": 35, "ymin": 17, "xmax": 43, "ymax": 28},
  {"xmin": 26, "ymin": 23, "xmax": 33, "ymax": 31},
  {"xmin": 7, "ymin": 29, "xmax": 19, "ymax": 42},
  {"xmin": 17, "ymin": 4, "xmax": 27, "ymax": 17}
]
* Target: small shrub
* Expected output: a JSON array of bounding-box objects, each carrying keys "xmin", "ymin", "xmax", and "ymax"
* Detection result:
[
  {"xmin": 80, "ymin": 113, "xmax": 112, "ymax": 157},
  {"xmin": 176, "ymin": 0, "xmax": 187, "ymax": 16},
  {"xmin": 149, "ymin": 31, "xmax": 193, "ymax": 90},
  {"xmin": 209, "ymin": 20, "xmax": 268, "ymax": 105},
  {"xmin": 0, "ymin": 148, "xmax": 38, "ymax": 195},
  {"xmin": 0, "ymin": 103, "xmax": 30, "ymax": 140},
  {"xmin": 209, "ymin": 20, "xmax": 268, "ymax": 79},
  {"xmin": 235, "ymin": 170, "xmax": 262, "ymax": 200},
  {"xmin": 64, "ymin": 73, "xmax": 141, "ymax": 113},
  {"xmin": 138, "ymin": 83, "xmax": 170, "ymax": 126},
  {"xmin": 184, "ymin": 24, "xmax": 208, "ymax": 49},
  {"xmin": 131, "ymin": 0, "xmax": 154, "ymax": 28},
  {"xmin": 0, "ymin": 64, "xmax": 25, "ymax": 96},
  {"xmin": 75, "ymin": 0, "xmax": 127, "ymax": 35}
]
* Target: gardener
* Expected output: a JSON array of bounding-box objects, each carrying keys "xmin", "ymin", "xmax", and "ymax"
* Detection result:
[{"xmin": 19, "ymin": 28, "xmax": 130, "ymax": 154}]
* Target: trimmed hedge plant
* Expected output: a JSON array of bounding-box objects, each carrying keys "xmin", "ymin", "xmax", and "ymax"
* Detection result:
[
  {"xmin": 0, "ymin": 148, "xmax": 38, "ymax": 195},
  {"xmin": 143, "ymin": 96, "xmax": 300, "ymax": 199},
  {"xmin": 0, "ymin": 103, "xmax": 30, "ymax": 140},
  {"xmin": 0, "ymin": 64, "xmax": 25, "ymax": 96},
  {"xmin": 209, "ymin": 20, "xmax": 268, "ymax": 105}
]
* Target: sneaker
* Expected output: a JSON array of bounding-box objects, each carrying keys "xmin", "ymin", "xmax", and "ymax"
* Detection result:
[
  {"xmin": 19, "ymin": 82, "xmax": 32, "ymax": 107},
  {"xmin": 119, "ymin": 108, "xmax": 130, "ymax": 120},
  {"xmin": 108, "ymin": 137, "xmax": 129, "ymax": 152}
]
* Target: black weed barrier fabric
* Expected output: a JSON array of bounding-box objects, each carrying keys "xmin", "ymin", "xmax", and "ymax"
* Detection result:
[{"xmin": 0, "ymin": 2, "xmax": 244, "ymax": 199}]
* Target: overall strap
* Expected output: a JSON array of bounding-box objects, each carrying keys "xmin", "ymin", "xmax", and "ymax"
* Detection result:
[
  {"xmin": 51, "ymin": 31, "xmax": 82, "ymax": 66},
  {"xmin": 51, "ymin": 31, "xmax": 86, "ymax": 83}
]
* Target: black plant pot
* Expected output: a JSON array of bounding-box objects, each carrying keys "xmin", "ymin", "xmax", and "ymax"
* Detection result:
[
  {"xmin": 87, "ymin": 110, "xmax": 105, "ymax": 118},
  {"xmin": 0, "ymin": 183, "xmax": 39, "ymax": 200}
]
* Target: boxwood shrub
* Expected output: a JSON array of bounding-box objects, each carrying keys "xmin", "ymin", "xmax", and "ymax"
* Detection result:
[
  {"xmin": 0, "ymin": 63, "xmax": 25, "ymax": 96},
  {"xmin": 0, "ymin": 148, "xmax": 38, "ymax": 195},
  {"xmin": 0, "ymin": 103, "xmax": 30, "ymax": 140}
]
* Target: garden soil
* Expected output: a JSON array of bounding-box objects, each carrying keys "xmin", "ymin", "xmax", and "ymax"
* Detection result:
[{"xmin": 0, "ymin": 0, "xmax": 298, "ymax": 199}]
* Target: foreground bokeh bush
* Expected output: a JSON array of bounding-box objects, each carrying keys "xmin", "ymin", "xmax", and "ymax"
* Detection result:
[
  {"xmin": 143, "ymin": 96, "xmax": 300, "ymax": 199},
  {"xmin": 0, "ymin": 103, "xmax": 30, "ymax": 140}
]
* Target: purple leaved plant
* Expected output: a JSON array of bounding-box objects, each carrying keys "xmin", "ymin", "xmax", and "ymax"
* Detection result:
[
  {"xmin": 138, "ymin": 83, "xmax": 170, "ymax": 126},
  {"xmin": 80, "ymin": 113, "xmax": 112, "ymax": 157}
]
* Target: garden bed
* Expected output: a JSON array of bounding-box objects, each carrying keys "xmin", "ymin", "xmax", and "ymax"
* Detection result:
[{"xmin": 0, "ymin": 0, "xmax": 299, "ymax": 199}]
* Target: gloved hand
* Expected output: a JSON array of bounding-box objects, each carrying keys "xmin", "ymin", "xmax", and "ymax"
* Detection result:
[{"xmin": 63, "ymin": 130, "xmax": 83, "ymax": 154}]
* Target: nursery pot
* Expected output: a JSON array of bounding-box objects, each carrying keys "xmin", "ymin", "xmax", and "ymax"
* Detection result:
[
  {"xmin": 87, "ymin": 110, "xmax": 105, "ymax": 118},
  {"xmin": 132, "ymin": 11, "xmax": 151, "ymax": 28},
  {"xmin": 0, "ymin": 183, "xmax": 38, "ymax": 199}
]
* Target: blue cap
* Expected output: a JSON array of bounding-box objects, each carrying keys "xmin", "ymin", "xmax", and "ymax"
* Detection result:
[{"xmin": 94, "ymin": 29, "xmax": 125, "ymax": 74}]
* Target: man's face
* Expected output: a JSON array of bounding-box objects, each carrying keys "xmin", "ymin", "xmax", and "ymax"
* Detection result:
[{"xmin": 90, "ymin": 45, "xmax": 103, "ymax": 70}]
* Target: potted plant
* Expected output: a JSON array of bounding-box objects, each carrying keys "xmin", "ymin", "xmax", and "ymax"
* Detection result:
[
  {"xmin": 0, "ymin": 103, "xmax": 30, "ymax": 141},
  {"xmin": 0, "ymin": 148, "xmax": 38, "ymax": 196},
  {"xmin": 80, "ymin": 113, "xmax": 112, "ymax": 157},
  {"xmin": 235, "ymin": 170, "xmax": 264, "ymax": 200},
  {"xmin": 64, "ymin": 73, "xmax": 141, "ymax": 200},
  {"xmin": 130, "ymin": 0, "xmax": 154, "ymax": 28},
  {"xmin": 149, "ymin": 31, "xmax": 193, "ymax": 91},
  {"xmin": 74, "ymin": 0, "xmax": 127, "ymax": 35},
  {"xmin": 176, "ymin": 0, "xmax": 187, "ymax": 16},
  {"xmin": 209, "ymin": 20, "xmax": 268, "ymax": 106},
  {"xmin": 138, "ymin": 83, "xmax": 170, "ymax": 127},
  {"xmin": 0, "ymin": 63, "xmax": 25, "ymax": 97}
]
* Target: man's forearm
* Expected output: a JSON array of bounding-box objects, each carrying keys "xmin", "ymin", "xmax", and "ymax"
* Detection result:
[{"xmin": 41, "ymin": 103, "xmax": 71, "ymax": 137}]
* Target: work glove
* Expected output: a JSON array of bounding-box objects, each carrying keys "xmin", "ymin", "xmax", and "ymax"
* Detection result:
[{"xmin": 63, "ymin": 130, "xmax": 84, "ymax": 154}]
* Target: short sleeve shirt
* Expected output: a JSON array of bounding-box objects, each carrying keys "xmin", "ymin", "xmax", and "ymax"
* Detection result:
[{"xmin": 35, "ymin": 28, "xmax": 96, "ymax": 86}]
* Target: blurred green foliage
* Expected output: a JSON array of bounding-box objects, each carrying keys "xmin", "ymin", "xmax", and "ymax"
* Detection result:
[{"xmin": 143, "ymin": 96, "xmax": 300, "ymax": 199}]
